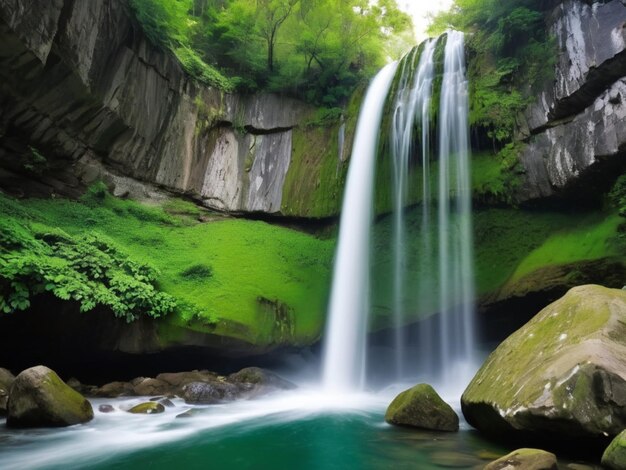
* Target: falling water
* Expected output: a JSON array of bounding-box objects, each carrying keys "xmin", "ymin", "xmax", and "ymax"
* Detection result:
[
  {"xmin": 389, "ymin": 39, "xmax": 437, "ymax": 380},
  {"xmin": 322, "ymin": 62, "xmax": 398, "ymax": 393},
  {"xmin": 436, "ymin": 31, "xmax": 476, "ymax": 386},
  {"xmin": 322, "ymin": 31, "xmax": 475, "ymax": 394}
]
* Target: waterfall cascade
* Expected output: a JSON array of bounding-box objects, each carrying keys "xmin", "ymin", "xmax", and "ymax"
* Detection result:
[
  {"xmin": 322, "ymin": 31, "xmax": 476, "ymax": 394},
  {"xmin": 321, "ymin": 62, "xmax": 398, "ymax": 393}
]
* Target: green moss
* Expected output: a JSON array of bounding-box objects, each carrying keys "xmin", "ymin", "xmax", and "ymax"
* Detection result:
[
  {"xmin": 510, "ymin": 215, "xmax": 623, "ymax": 282},
  {"xmin": 603, "ymin": 430, "xmax": 626, "ymax": 469},
  {"xmin": 463, "ymin": 286, "xmax": 618, "ymax": 409},
  {"xmin": 0, "ymin": 190, "xmax": 334, "ymax": 346}
]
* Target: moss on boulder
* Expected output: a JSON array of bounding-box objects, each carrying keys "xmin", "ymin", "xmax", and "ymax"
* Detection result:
[
  {"xmin": 462, "ymin": 285, "xmax": 626, "ymax": 440},
  {"xmin": 484, "ymin": 449, "xmax": 557, "ymax": 470},
  {"xmin": 127, "ymin": 402, "xmax": 165, "ymax": 414},
  {"xmin": 7, "ymin": 366, "xmax": 93, "ymax": 428},
  {"xmin": 603, "ymin": 430, "xmax": 626, "ymax": 469},
  {"xmin": 385, "ymin": 384, "xmax": 459, "ymax": 432}
]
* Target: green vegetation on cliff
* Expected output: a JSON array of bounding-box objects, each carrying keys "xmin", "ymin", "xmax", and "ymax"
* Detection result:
[
  {"xmin": 129, "ymin": 0, "xmax": 412, "ymax": 106},
  {"xmin": 430, "ymin": 0, "xmax": 555, "ymax": 145},
  {"xmin": 0, "ymin": 188, "xmax": 334, "ymax": 346}
]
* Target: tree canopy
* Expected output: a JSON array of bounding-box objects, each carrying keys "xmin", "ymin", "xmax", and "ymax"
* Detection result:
[{"xmin": 130, "ymin": 0, "xmax": 413, "ymax": 106}]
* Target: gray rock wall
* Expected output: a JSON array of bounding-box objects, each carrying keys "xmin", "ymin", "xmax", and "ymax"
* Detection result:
[
  {"xmin": 518, "ymin": 0, "xmax": 626, "ymax": 200},
  {"xmin": 0, "ymin": 0, "xmax": 345, "ymax": 216}
]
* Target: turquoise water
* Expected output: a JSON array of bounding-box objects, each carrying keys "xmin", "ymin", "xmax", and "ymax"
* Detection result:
[{"xmin": 0, "ymin": 390, "xmax": 597, "ymax": 469}]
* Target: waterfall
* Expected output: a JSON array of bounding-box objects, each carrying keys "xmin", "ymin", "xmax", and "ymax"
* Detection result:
[
  {"xmin": 322, "ymin": 31, "xmax": 475, "ymax": 394},
  {"xmin": 390, "ymin": 39, "xmax": 437, "ymax": 380},
  {"xmin": 435, "ymin": 30, "xmax": 476, "ymax": 386},
  {"xmin": 321, "ymin": 62, "xmax": 398, "ymax": 393}
]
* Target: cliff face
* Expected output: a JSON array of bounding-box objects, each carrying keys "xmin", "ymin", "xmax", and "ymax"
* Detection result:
[
  {"xmin": 0, "ymin": 0, "xmax": 348, "ymax": 218},
  {"xmin": 518, "ymin": 0, "xmax": 626, "ymax": 201}
]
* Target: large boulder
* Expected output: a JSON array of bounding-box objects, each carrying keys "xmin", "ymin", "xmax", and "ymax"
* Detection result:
[
  {"xmin": 603, "ymin": 430, "xmax": 626, "ymax": 470},
  {"xmin": 385, "ymin": 384, "xmax": 459, "ymax": 432},
  {"xmin": 485, "ymin": 449, "xmax": 558, "ymax": 470},
  {"xmin": 7, "ymin": 366, "xmax": 94, "ymax": 428},
  {"xmin": 462, "ymin": 285, "xmax": 626, "ymax": 440}
]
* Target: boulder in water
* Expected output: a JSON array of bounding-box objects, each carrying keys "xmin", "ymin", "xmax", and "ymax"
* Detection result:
[
  {"xmin": 462, "ymin": 285, "xmax": 626, "ymax": 440},
  {"xmin": 0, "ymin": 368, "xmax": 15, "ymax": 416},
  {"xmin": 484, "ymin": 449, "xmax": 557, "ymax": 470},
  {"xmin": 182, "ymin": 381, "xmax": 242, "ymax": 404},
  {"xmin": 602, "ymin": 430, "xmax": 626, "ymax": 469},
  {"xmin": 127, "ymin": 402, "xmax": 165, "ymax": 414},
  {"xmin": 7, "ymin": 366, "xmax": 93, "ymax": 428},
  {"xmin": 384, "ymin": 383, "xmax": 459, "ymax": 432}
]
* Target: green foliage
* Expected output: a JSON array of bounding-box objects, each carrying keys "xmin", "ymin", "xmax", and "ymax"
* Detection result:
[
  {"xmin": 0, "ymin": 189, "xmax": 333, "ymax": 346},
  {"xmin": 130, "ymin": 0, "xmax": 413, "ymax": 106},
  {"xmin": 430, "ymin": 0, "xmax": 556, "ymax": 144},
  {"xmin": 174, "ymin": 47, "xmax": 234, "ymax": 90},
  {"xmin": 609, "ymin": 174, "xmax": 626, "ymax": 217},
  {"xmin": 0, "ymin": 218, "xmax": 176, "ymax": 321}
]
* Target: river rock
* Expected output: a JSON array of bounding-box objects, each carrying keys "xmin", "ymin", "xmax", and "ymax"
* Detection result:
[
  {"xmin": 93, "ymin": 381, "xmax": 134, "ymax": 398},
  {"xmin": 127, "ymin": 402, "xmax": 165, "ymax": 414},
  {"xmin": 132, "ymin": 378, "xmax": 169, "ymax": 396},
  {"xmin": 602, "ymin": 429, "xmax": 626, "ymax": 469},
  {"xmin": 227, "ymin": 367, "xmax": 296, "ymax": 393},
  {"xmin": 385, "ymin": 384, "xmax": 459, "ymax": 432},
  {"xmin": 484, "ymin": 449, "xmax": 557, "ymax": 470},
  {"xmin": 7, "ymin": 366, "xmax": 93, "ymax": 428},
  {"xmin": 181, "ymin": 381, "xmax": 242, "ymax": 404},
  {"xmin": 98, "ymin": 404, "xmax": 115, "ymax": 413},
  {"xmin": 462, "ymin": 285, "xmax": 626, "ymax": 440},
  {"xmin": 0, "ymin": 368, "xmax": 15, "ymax": 415}
]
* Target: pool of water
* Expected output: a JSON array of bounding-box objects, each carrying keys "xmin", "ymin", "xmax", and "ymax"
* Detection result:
[{"xmin": 0, "ymin": 388, "xmax": 597, "ymax": 469}]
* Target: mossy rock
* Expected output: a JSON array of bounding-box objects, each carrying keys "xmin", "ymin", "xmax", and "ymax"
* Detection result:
[
  {"xmin": 603, "ymin": 429, "xmax": 626, "ymax": 469},
  {"xmin": 385, "ymin": 383, "xmax": 459, "ymax": 432},
  {"xmin": 127, "ymin": 402, "xmax": 165, "ymax": 414},
  {"xmin": 462, "ymin": 285, "xmax": 626, "ymax": 440},
  {"xmin": 484, "ymin": 448, "xmax": 557, "ymax": 470},
  {"xmin": 7, "ymin": 366, "xmax": 93, "ymax": 428},
  {"xmin": 0, "ymin": 368, "xmax": 15, "ymax": 416}
]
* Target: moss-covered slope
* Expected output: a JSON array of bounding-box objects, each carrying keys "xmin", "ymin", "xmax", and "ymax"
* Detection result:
[{"xmin": 0, "ymin": 190, "xmax": 334, "ymax": 350}]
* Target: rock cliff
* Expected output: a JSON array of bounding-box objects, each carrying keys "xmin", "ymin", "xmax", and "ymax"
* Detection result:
[
  {"xmin": 518, "ymin": 0, "xmax": 626, "ymax": 202},
  {"xmin": 0, "ymin": 0, "xmax": 348, "ymax": 218}
]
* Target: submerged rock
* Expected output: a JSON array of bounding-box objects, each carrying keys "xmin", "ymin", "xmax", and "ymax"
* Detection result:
[
  {"xmin": 484, "ymin": 449, "xmax": 557, "ymax": 470},
  {"xmin": 98, "ymin": 404, "xmax": 115, "ymax": 413},
  {"xmin": 385, "ymin": 384, "xmax": 459, "ymax": 432},
  {"xmin": 462, "ymin": 285, "xmax": 626, "ymax": 440},
  {"xmin": 7, "ymin": 366, "xmax": 93, "ymax": 428},
  {"xmin": 127, "ymin": 402, "xmax": 165, "ymax": 414},
  {"xmin": 602, "ymin": 429, "xmax": 626, "ymax": 469}
]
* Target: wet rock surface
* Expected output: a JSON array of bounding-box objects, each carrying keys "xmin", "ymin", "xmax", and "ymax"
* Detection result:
[
  {"xmin": 0, "ymin": 0, "xmax": 345, "ymax": 217},
  {"xmin": 7, "ymin": 366, "xmax": 93, "ymax": 428},
  {"xmin": 91, "ymin": 367, "xmax": 295, "ymax": 405},
  {"xmin": 484, "ymin": 448, "xmax": 558, "ymax": 470},
  {"xmin": 518, "ymin": 0, "xmax": 626, "ymax": 202},
  {"xmin": 463, "ymin": 285, "xmax": 626, "ymax": 440},
  {"xmin": 385, "ymin": 384, "xmax": 459, "ymax": 432}
]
